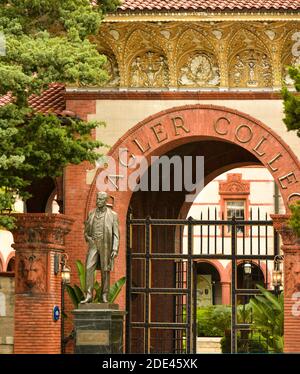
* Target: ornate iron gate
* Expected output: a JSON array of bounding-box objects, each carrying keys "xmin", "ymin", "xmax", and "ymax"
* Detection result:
[{"xmin": 126, "ymin": 209, "xmax": 279, "ymax": 353}]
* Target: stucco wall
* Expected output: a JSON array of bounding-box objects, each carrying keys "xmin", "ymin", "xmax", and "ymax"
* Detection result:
[
  {"xmin": 90, "ymin": 99, "xmax": 299, "ymax": 161},
  {"xmin": 0, "ymin": 274, "xmax": 14, "ymax": 354}
]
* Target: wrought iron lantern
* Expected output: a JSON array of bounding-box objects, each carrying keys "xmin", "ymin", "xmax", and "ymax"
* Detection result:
[
  {"xmin": 272, "ymin": 255, "xmax": 284, "ymax": 290},
  {"xmin": 61, "ymin": 254, "xmax": 71, "ymax": 284}
]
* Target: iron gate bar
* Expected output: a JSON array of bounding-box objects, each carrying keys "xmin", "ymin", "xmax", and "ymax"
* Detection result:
[
  {"xmin": 200, "ymin": 212, "xmax": 203, "ymax": 254},
  {"xmin": 243, "ymin": 222, "xmax": 246, "ymax": 254},
  {"xmin": 187, "ymin": 216, "xmax": 193, "ymax": 353},
  {"xmin": 221, "ymin": 212, "xmax": 225, "ymax": 255},
  {"xmin": 131, "ymin": 288, "xmax": 188, "ymax": 293},
  {"xmin": 214, "ymin": 208, "xmax": 217, "ymax": 253},
  {"xmin": 131, "ymin": 288, "xmax": 264, "ymax": 295},
  {"xmin": 207, "ymin": 208, "xmax": 210, "ymax": 255},
  {"xmin": 125, "ymin": 209, "xmax": 132, "ymax": 353},
  {"xmin": 235, "ymin": 290, "xmax": 264, "ymax": 295},
  {"xmin": 131, "ymin": 323, "xmax": 188, "ymax": 328},
  {"xmin": 128, "ymin": 219, "xmax": 274, "ymax": 225},
  {"xmin": 145, "ymin": 216, "xmax": 150, "ymax": 354},
  {"xmin": 130, "ymin": 254, "xmax": 275, "ymax": 260},
  {"xmin": 235, "ymin": 324, "xmax": 252, "ymax": 329},
  {"xmin": 193, "ymin": 263, "xmax": 197, "ymax": 353},
  {"xmin": 258, "ymin": 209, "xmax": 261, "ymax": 254},
  {"xmin": 231, "ymin": 217, "xmax": 237, "ymax": 354},
  {"xmin": 126, "ymin": 212, "xmax": 277, "ymax": 354},
  {"xmin": 265, "ymin": 212, "xmax": 268, "ymax": 255}
]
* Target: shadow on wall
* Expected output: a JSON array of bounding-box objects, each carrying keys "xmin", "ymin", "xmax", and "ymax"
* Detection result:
[{"xmin": 0, "ymin": 272, "xmax": 15, "ymax": 354}]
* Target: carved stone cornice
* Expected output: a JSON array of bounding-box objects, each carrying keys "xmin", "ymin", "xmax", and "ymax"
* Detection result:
[
  {"xmin": 219, "ymin": 173, "xmax": 250, "ymax": 196},
  {"xmin": 11, "ymin": 213, "xmax": 74, "ymax": 252},
  {"xmin": 105, "ymin": 13, "xmax": 300, "ymax": 23}
]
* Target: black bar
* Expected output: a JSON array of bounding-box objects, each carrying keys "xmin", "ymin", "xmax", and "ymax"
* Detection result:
[
  {"xmin": 242, "ymin": 221, "xmax": 245, "ymax": 255},
  {"xmin": 207, "ymin": 208, "xmax": 210, "ymax": 255},
  {"xmin": 235, "ymin": 323, "xmax": 252, "ymax": 329},
  {"xmin": 200, "ymin": 212, "xmax": 203, "ymax": 255},
  {"xmin": 265, "ymin": 212, "xmax": 268, "ymax": 256},
  {"xmin": 131, "ymin": 323, "xmax": 187, "ymax": 328},
  {"xmin": 193, "ymin": 263, "xmax": 197, "ymax": 353},
  {"xmin": 214, "ymin": 207, "xmax": 217, "ymax": 255},
  {"xmin": 258, "ymin": 208, "xmax": 261, "ymax": 255},
  {"xmin": 130, "ymin": 253, "xmax": 275, "ymax": 260},
  {"xmin": 125, "ymin": 210, "xmax": 132, "ymax": 353},
  {"xmin": 250, "ymin": 208, "xmax": 253, "ymax": 255},
  {"xmin": 231, "ymin": 217, "xmax": 237, "ymax": 354},
  {"xmin": 234, "ymin": 289, "xmax": 264, "ymax": 295},
  {"xmin": 187, "ymin": 216, "xmax": 193, "ymax": 353},
  {"xmin": 221, "ymin": 212, "xmax": 225, "ymax": 255},
  {"xmin": 145, "ymin": 216, "xmax": 151, "ymax": 354},
  {"xmin": 131, "ymin": 287, "xmax": 269, "ymax": 295},
  {"xmin": 128, "ymin": 218, "xmax": 274, "ymax": 225},
  {"xmin": 131, "ymin": 288, "xmax": 188, "ymax": 294}
]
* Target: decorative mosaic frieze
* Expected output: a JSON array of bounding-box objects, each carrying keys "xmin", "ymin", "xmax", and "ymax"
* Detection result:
[
  {"xmin": 129, "ymin": 51, "xmax": 169, "ymax": 87},
  {"xmin": 178, "ymin": 52, "xmax": 220, "ymax": 86},
  {"xmin": 95, "ymin": 21, "xmax": 300, "ymax": 89},
  {"xmin": 103, "ymin": 54, "xmax": 120, "ymax": 87},
  {"xmin": 229, "ymin": 50, "xmax": 272, "ymax": 88}
]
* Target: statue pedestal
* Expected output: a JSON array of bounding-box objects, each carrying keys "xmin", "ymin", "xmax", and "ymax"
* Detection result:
[{"xmin": 72, "ymin": 303, "xmax": 125, "ymax": 354}]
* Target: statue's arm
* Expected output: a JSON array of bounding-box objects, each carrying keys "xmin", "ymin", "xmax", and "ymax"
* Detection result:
[
  {"xmin": 84, "ymin": 212, "xmax": 93, "ymax": 243},
  {"xmin": 112, "ymin": 214, "xmax": 119, "ymax": 254}
]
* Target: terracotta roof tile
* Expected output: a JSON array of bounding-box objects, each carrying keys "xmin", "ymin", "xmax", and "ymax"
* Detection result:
[
  {"xmin": 0, "ymin": 93, "xmax": 12, "ymax": 107},
  {"xmin": 0, "ymin": 84, "xmax": 65, "ymax": 114},
  {"xmin": 119, "ymin": 0, "xmax": 300, "ymax": 11}
]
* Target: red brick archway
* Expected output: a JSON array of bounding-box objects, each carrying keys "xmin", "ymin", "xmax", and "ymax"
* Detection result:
[
  {"xmin": 86, "ymin": 104, "xmax": 300, "ymax": 296},
  {"xmin": 87, "ymin": 104, "xmax": 300, "ymax": 213}
]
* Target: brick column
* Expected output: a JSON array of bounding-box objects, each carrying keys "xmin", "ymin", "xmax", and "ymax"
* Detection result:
[
  {"xmin": 11, "ymin": 214, "xmax": 73, "ymax": 354},
  {"xmin": 220, "ymin": 282, "xmax": 231, "ymax": 305},
  {"xmin": 271, "ymin": 214, "xmax": 300, "ymax": 353}
]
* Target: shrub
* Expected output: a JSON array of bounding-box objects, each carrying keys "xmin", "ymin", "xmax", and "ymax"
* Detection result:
[
  {"xmin": 221, "ymin": 332, "xmax": 268, "ymax": 353},
  {"xmin": 197, "ymin": 305, "xmax": 231, "ymax": 337}
]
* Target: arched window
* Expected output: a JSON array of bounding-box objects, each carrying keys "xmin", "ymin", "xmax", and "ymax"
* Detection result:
[
  {"xmin": 196, "ymin": 262, "xmax": 222, "ymax": 306},
  {"xmin": 237, "ymin": 262, "xmax": 265, "ymax": 290}
]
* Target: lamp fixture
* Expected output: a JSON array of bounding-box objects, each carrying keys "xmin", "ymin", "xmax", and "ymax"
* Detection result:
[
  {"xmin": 243, "ymin": 262, "xmax": 252, "ymax": 275},
  {"xmin": 272, "ymin": 255, "xmax": 284, "ymax": 290},
  {"xmin": 61, "ymin": 253, "xmax": 71, "ymax": 284}
]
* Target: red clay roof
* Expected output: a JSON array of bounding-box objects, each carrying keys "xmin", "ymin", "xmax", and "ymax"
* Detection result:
[
  {"xmin": 119, "ymin": 0, "xmax": 300, "ymax": 11},
  {"xmin": 0, "ymin": 93, "xmax": 12, "ymax": 107},
  {"xmin": 0, "ymin": 84, "xmax": 65, "ymax": 114}
]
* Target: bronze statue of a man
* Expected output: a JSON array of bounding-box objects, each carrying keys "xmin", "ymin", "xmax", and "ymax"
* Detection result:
[{"xmin": 81, "ymin": 191, "xmax": 119, "ymax": 303}]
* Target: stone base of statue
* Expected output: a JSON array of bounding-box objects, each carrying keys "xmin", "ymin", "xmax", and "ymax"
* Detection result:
[{"xmin": 72, "ymin": 303, "xmax": 125, "ymax": 354}]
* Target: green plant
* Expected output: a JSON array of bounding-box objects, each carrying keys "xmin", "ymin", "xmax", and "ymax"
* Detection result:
[
  {"xmin": 282, "ymin": 66, "xmax": 300, "ymax": 241},
  {"xmin": 222, "ymin": 287, "xmax": 284, "ymax": 353},
  {"xmin": 0, "ymin": 0, "xmax": 120, "ymax": 229},
  {"xmin": 220, "ymin": 332, "xmax": 268, "ymax": 353},
  {"xmin": 249, "ymin": 285, "xmax": 284, "ymax": 353},
  {"xmin": 65, "ymin": 260, "xmax": 126, "ymax": 308},
  {"xmin": 289, "ymin": 200, "xmax": 300, "ymax": 237},
  {"xmin": 197, "ymin": 305, "xmax": 231, "ymax": 337},
  {"xmin": 282, "ymin": 66, "xmax": 300, "ymax": 138}
]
